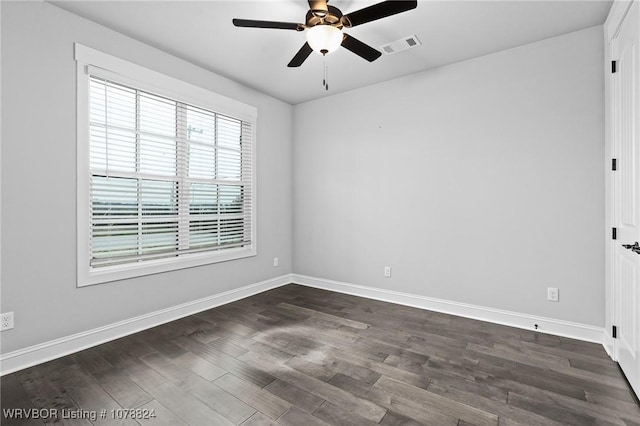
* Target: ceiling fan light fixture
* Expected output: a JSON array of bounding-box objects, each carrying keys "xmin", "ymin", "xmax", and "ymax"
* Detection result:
[{"xmin": 305, "ymin": 25, "xmax": 343, "ymax": 55}]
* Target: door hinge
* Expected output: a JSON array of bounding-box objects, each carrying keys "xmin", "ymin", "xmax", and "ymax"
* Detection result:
[
  {"xmin": 612, "ymin": 60, "xmax": 617, "ymax": 73},
  {"xmin": 613, "ymin": 325, "xmax": 617, "ymax": 338},
  {"xmin": 612, "ymin": 158, "xmax": 617, "ymax": 171},
  {"xmin": 613, "ymin": 227, "xmax": 617, "ymax": 240}
]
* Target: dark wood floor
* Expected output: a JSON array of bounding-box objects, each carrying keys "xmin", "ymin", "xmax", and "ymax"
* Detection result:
[{"xmin": 2, "ymin": 284, "xmax": 639, "ymax": 425}]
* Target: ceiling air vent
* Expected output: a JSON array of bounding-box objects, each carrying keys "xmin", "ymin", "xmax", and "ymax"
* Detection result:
[{"xmin": 379, "ymin": 35, "xmax": 421, "ymax": 55}]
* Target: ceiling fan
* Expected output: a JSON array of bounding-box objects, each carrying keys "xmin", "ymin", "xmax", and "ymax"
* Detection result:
[{"xmin": 232, "ymin": 0, "xmax": 418, "ymax": 67}]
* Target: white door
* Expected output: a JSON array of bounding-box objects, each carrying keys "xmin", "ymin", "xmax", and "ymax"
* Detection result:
[{"xmin": 613, "ymin": 0, "xmax": 640, "ymax": 398}]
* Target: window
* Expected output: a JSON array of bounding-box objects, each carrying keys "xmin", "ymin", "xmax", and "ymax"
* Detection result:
[{"xmin": 76, "ymin": 44, "xmax": 256, "ymax": 286}]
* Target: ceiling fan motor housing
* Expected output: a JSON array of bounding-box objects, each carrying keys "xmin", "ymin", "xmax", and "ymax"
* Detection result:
[{"xmin": 306, "ymin": 5, "xmax": 343, "ymax": 28}]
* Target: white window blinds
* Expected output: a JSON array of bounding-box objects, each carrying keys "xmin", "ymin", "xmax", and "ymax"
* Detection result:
[{"xmin": 88, "ymin": 76, "xmax": 253, "ymax": 268}]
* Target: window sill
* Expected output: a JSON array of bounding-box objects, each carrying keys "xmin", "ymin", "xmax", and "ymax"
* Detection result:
[{"xmin": 78, "ymin": 246, "xmax": 256, "ymax": 287}]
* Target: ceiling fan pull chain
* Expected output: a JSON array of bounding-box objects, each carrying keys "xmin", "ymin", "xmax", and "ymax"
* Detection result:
[
  {"xmin": 326, "ymin": 60, "xmax": 329, "ymax": 91},
  {"xmin": 322, "ymin": 58, "xmax": 329, "ymax": 91},
  {"xmin": 322, "ymin": 57, "xmax": 326, "ymax": 90}
]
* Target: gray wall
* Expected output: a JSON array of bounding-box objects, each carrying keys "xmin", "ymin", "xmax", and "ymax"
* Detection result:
[
  {"xmin": 293, "ymin": 26, "xmax": 605, "ymax": 326},
  {"xmin": 1, "ymin": 1, "xmax": 293, "ymax": 354}
]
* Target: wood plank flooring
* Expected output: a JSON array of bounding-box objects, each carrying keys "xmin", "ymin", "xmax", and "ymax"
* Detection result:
[{"xmin": 2, "ymin": 284, "xmax": 639, "ymax": 425}]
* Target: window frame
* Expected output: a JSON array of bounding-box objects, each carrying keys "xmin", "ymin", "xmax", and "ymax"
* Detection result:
[{"xmin": 75, "ymin": 44, "xmax": 257, "ymax": 287}]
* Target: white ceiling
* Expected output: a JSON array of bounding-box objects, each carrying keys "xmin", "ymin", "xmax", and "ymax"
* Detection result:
[{"xmin": 50, "ymin": 0, "xmax": 612, "ymax": 105}]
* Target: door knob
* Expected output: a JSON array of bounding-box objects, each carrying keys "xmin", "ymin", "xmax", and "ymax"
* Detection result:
[{"xmin": 622, "ymin": 241, "xmax": 640, "ymax": 254}]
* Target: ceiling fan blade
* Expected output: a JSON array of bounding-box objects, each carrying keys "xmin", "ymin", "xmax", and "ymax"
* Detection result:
[
  {"xmin": 288, "ymin": 42, "xmax": 314, "ymax": 67},
  {"xmin": 308, "ymin": 0, "xmax": 329, "ymax": 17},
  {"xmin": 341, "ymin": 1, "xmax": 417, "ymax": 28},
  {"xmin": 341, "ymin": 34, "xmax": 382, "ymax": 62},
  {"xmin": 232, "ymin": 19, "xmax": 302, "ymax": 30}
]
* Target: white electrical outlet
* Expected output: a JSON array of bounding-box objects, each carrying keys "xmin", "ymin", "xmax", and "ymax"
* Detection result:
[
  {"xmin": 273, "ymin": 257, "xmax": 279, "ymax": 267},
  {"xmin": 384, "ymin": 266, "xmax": 392, "ymax": 278},
  {"xmin": 1, "ymin": 312, "xmax": 14, "ymax": 331},
  {"xmin": 547, "ymin": 287, "xmax": 559, "ymax": 302}
]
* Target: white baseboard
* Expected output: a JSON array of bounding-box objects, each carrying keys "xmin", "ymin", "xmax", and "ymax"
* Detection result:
[
  {"xmin": 292, "ymin": 274, "xmax": 605, "ymax": 345},
  {"xmin": 0, "ymin": 274, "xmax": 292, "ymax": 376},
  {"xmin": 1, "ymin": 273, "xmax": 608, "ymax": 376}
]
